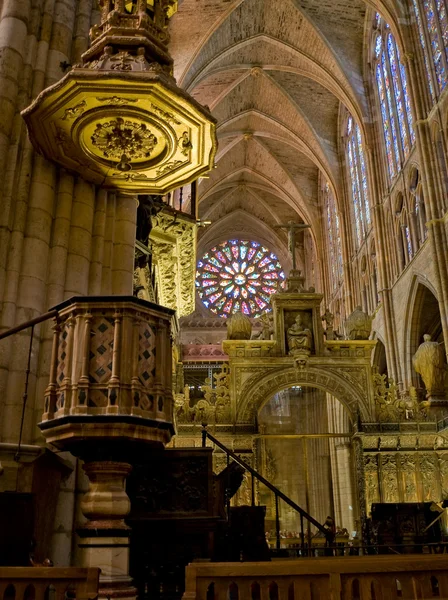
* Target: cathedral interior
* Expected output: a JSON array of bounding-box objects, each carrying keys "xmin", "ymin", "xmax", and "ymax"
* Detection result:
[{"xmin": 2, "ymin": 0, "xmax": 448, "ymax": 598}]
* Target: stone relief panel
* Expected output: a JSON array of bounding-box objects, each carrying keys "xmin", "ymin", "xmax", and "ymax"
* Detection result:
[
  {"xmin": 361, "ymin": 449, "xmax": 448, "ymax": 511},
  {"xmin": 419, "ymin": 453, "xmax": 440, "ymax": 502},
  {"xmin": 400, "ymin": 454, "xmax": 418, "ymax": 502},
  {"xmin": 364, "ymin": 455, "xmax": 380, "ymax": 512},
  {"xmin": 380, "ymin": 455, "xmax": 399, "ymax": 503}
]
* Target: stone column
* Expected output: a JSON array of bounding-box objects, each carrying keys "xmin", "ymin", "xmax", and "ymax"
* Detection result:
[
  {"xmin": 64, "ymin": 178, "xmax": 95, "ymax": 298},
  {"xmin": 79, "ymin": 461, "xmax": 137, "ymax": 600},
  {"xmin": 112, "ymin": 193, "xmax": 138, "ymax": 296},
  {"xmin": 403, "ymin": 54, "xmax": 448, "ymax": 358}
]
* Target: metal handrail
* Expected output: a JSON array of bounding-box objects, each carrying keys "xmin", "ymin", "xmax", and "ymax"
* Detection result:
[
  {"xmin": 0, "ymin": 310, "xmax": 58, "ymax": 341},
  {"xmin": 202, "ymin": 425, "xmax": 327, "ymax": 553},
  {"xmin": 0, "ymin": 309, "xmax": 58, "ymax": 462}
]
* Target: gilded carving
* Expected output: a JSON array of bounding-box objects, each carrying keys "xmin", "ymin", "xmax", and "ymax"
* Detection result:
[
  {"xmin": 381, "ymin": 455, "xmax": 399, "ymax": 503},
  {"xmin": 150, "ymin": 103, "xmax": 181, "ymax": 125},
  {"xmin": 62, "ymin": 100, "xmax": 87, "ymax": 121},
  {"xmin": 90, "ymin": 118, "xmax": 159, "ymax": 161},
  {"xmin": 400, "ymin": 454, "xmax": 418, "ymax": 502},
  {"xmin": 237, "ymin": 366, "xmax": 368, "ymax": 423},
  {"xmin": 152, "ymin": 213, "xmax": 196, "ymax": 317},
  {"xmin": 174, "ymin": 365, "xmax": 231, "ymax": 425},
  {"xmin": 374, "ymin": 375, "xmax": 429, "ymax": 422},
  {"xmin": 364, "ymin": 455, "xmax": 380, "ymax": 512},
  {"xmin": 438, "ymin": 454, "xmax": 448, "ymax": 498},
  {"xmin": 419, "ymin": 453, "xmax": 439, "ymax": 501}
]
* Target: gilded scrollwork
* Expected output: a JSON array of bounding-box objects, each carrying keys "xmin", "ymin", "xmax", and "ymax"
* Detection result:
[
  {"xmin": 152, "ymin": 213, "xmax": 196, "ymax": 317},
  {"xmin": 374, "ymin": 374, "xmax": 429, "ymax": 422},
  {"xmin": 174, "ymin": 365, "xmax": 231, "ymax": 425}
]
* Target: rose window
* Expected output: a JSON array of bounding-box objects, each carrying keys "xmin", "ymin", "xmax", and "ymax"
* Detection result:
[{"xmin": 196, "ymin": 240, "xmax": 285, "ymax": 318}]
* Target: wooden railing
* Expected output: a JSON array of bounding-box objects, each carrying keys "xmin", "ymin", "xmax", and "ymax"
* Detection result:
[
  {"xmin": 183, "ymin": 555, "xmax": 448, "ymax": 599},
  {"xmin": 0, "ymin": 568, "xmax": 99, "ymax": 600}
]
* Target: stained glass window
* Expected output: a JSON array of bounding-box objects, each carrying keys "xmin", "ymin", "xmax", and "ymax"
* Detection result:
[
  {"xmin": 346, "ymin": 115, "xmax": 371, "ymax": 247},
  {"xmin": 324, "ymin": 183, "xmax": 343, "ymax": 292},
  {"xmin": 413, "ymin": 0, "xmax": 448, "ymax": 100},
  {"xmin": 374, "ymin": 14, "xmax": 415, "ymax": 180},
  {"xmin": 196, "ymin": 240, "xmax": 285, "ymax": 318}
]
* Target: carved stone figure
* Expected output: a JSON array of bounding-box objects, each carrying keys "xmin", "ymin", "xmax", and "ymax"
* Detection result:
[
  {"xmin": 322, "ymin": 308, "xmax": 335, "ymax": 341},
  {"xmin": 227, "ymin": 312, "xmax": 252, "ymax": 340},
  {"xmin": 413, "ymin": 334, "xmax": 447, "ymax": 400},
  {"xmin": 287, "ymin": 313, "xmax": 313, "ymax": 355},
  {"xmin": 254, "ymin": 312, "xmax": 274, "ymax": 340},
  {"xmin": 345, "ymin": 306, "xmax": 372, "ymax": 340}
]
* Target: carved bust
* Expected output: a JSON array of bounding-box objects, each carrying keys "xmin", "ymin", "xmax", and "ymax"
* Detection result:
[
  {"xmin": 226, "ymin": 312, "xmax": 252, "ymax": 340},
  {"xmin": 345, "ymin": 306, "xmax": 372, "ymax": 340},
  {"xmin": 413, "ymin": 334, "xmax": 446, "ymax": 399},
  {"xmin": 287, "ymin": 313, "xmax": 313, "ymax": 355}
]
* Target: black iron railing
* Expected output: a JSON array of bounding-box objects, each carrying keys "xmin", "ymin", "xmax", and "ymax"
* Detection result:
[
  {"xmin": 0, "ymin": 310, "xmax": 59, "ymax": 461},
  {"xmin": 201, "ymin": 425, "xmax": 327, "ymax": 555}
]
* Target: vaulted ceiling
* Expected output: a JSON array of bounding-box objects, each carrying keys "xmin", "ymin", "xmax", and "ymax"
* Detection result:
[{"xmin": 169, "ymin": 0, "xmax": 402, "ymax": 266}]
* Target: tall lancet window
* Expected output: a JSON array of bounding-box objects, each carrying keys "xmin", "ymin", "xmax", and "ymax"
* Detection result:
[
  {"xmin": 412, "ymin": 0, "xmax": 448, "ymax": 101},
  {"xmin": 346, "ymin": 116, "xmax": 371, "ymax": 247},
  {"xmin": 373, "ymin": 14, "xmax": 415, "ymax": 180},
  {"xmin": 324, "ymin": 183, "xmax": 343, "ymax": 291}
]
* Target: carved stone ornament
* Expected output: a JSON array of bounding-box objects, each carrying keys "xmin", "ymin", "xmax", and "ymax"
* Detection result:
[
  {"xmin": 21, "ymin": 0, "xmax": 217, "ymax": 194},
  {"xmin": 174, "ymin": 365, "xmax": 231, "ymax": 424},
  {"xmin": 413, "ymin": 334, "xmax": 447, "ymax": 401},
  {"xmin": 151, "ymin": 212, "xmax": 197, "ymax": 317},
  {"xmin": 345, "ymin": 306, "xmax": 372, "ymax": 340},
  {"xmin": 226, "ymin": 312, "xmax": 252, "ymax": 340}
]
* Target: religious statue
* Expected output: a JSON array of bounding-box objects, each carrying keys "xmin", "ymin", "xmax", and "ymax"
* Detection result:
[
  {"xmin": 274, "ymin": 221, "xmax": 311, "ymax": 271},
  {"xmin": 413, "ymin": 334, "xmax": 447, "ymax": 400},
  {"xmin": 254, "ymin": 312, "xmax": 274, "ymax": 340},
  {"xmin": 226, "ymin": 312, "xmax": 252, "ymax": 340},
  {"xmin": 287, "ymin": 313, "xmax": 313, "ymax": 355},
  {"xmin": 345, "ymin": 306, "xmax": 372, "ymax": 340},
  {"xmin": 322, "ymin": 308, "xmax": 335, "ymax": 341}
]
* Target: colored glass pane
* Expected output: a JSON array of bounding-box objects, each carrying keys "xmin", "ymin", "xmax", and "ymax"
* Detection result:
[
  {"xmin": 413, "ymin": 0, "xmax": 437, "ymax": 101},
  {"xmin": 346, "ymin": 117, "xmax": 371, "ymax": 247},
  {"xmin": 405, "ymin": 225, "xmax": 413, "ymax": 261},
  {"xmin": 196, "ymin": 240, "xmax": 285, "ymax": 318},
  {"xmin": 424, "ymin": 0, "xmax": 447, "ymax": 90},
  {"xmin": 388, "ymin": 34, "xmax": 410, "ymax": 157},
  {"xmin": 324, "ymin": 183, "xmax": 344, "ymax": 292},
  {"xmin": 382, "ymin": 52, "xmax": 401, "ymax": 170},
  {"xmin": 376, "ymin": 63, "xmax": 395, "ymax": 178}
]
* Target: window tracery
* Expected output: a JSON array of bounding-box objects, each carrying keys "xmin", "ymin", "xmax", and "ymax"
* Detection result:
[
  {"xmin": 345, "ymin": 115, "xmax": 371, "ymax": 247},
  {"xmin": 324, "ymin": 183, "xmax": 343, "ymax": 292},
  {"xmin": 373, "ymin": 14, "xmax": 415, "ymax": 180},
  {"xmin": 410, "ymin": 169, "xmax": 428, "ymax": 247},
  {"xmin": 412, "ymin": 0, "xmax": 448, "ymax": 101},
  {"xmin": 394, "ymin": 193, "xmax": 414, "ymax": 269},
  {"xmin": 196, "ymin": 240, "xmax": 285, "ymax": 318}
]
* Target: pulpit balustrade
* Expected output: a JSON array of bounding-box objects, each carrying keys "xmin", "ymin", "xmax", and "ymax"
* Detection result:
[
  {"xmin": 40, "ymin": 296, "xmax": 175, "ymax": 447},
  {"xmin": 183, "ymin": 555, "xmax": 448, "ymax": 599}
]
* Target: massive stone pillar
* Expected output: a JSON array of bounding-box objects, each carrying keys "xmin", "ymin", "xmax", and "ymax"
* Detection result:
[{"xmin": 112, "ymin": 194, "xmax": 139, "ymax": 296}]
